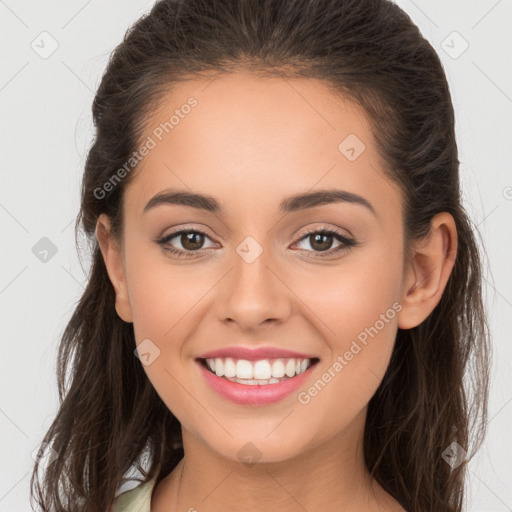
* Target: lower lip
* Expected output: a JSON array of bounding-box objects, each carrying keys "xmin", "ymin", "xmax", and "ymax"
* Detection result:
[{"xmin": 196, "ymin": 360, "xmax": 317, "ymax": 405}]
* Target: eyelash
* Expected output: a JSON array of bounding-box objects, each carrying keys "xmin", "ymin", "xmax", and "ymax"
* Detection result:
[{"xmin": 156, "ymin": 226, "xmax": 358, "ymax": 259}]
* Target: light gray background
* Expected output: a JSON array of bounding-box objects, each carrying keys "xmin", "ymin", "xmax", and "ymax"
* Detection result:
[{"xmin": 1, "ymin": 0, "xmax": 511, "ymax": 510}]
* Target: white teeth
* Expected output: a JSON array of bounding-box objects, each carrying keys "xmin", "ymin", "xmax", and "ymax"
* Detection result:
[
  {"xmin": 271, "ymin": 360, "xmax": 285, "ymax": 378},
  {"xmin": 224, "ymin": 357, "xmax": 236, "ymax": 378},
  {"xmin": 285, "ymin": 359, "xmax": 296, "ymax": 377},
  {"xmin": 253, "ymin": 360, "xmax": 272, "ymax": 380},
  {"xmin": 224, "ymin": 376, "xmax": 286, "ymax": 385},
  {"xmin": 235, "ymin": 359, "xmax": 253, "ymax": 379},
  {"xmin": 205, "ymin": 357, "xmax": 314, "ymax": 381},
  {"xmin": 214, "ymin": 358, "xmax": 224, "ymax": 377}
]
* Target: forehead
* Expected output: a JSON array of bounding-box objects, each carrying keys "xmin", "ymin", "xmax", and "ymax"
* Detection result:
[{"xmin": 124, "ymin": 72, "xmax": 399, "ymax": 220}]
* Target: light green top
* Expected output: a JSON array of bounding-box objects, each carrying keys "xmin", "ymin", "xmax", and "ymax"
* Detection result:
[{"xmin": 111, "ymin": 478, "xmax": 157, "ymax": 512}]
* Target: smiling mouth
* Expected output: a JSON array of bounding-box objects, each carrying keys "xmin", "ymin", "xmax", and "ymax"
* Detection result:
[{"xmin": 197, "ymin": 357, "xmax": 320, "ymax": 385}]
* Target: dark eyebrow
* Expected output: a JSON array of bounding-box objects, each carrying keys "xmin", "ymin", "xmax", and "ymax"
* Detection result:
[
  {"xmin": 143, "ymin": 188, "xmax": 376, "ymax": 216},
  {"xmin": 144, "ymin": 190, "xmax": 221, "ymax": 214},
  {"xmin": 279, "ymin": 189, "xmax": 376, "ymax": 216}
]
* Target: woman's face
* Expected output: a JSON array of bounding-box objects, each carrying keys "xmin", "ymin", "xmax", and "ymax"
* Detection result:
[{"xmin": 102, "ymin": 72, "xmax": 410, "ymax": 464}]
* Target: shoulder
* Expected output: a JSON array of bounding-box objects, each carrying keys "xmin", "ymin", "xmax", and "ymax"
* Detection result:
[{"xmin": 111, "ymin": 478, "xmax": 156, "ymax": 512}]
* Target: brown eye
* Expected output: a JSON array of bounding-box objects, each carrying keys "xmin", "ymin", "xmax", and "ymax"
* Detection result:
[
  {"xmin": 308, "ymin": 232, "xmax": 335, "ymax": 252},
  {"xmin": 156, "ymin": 229, "xmax": 217, "ymax": 258},
  {"xmin": 294, "ymin": 228, "xmax": 357, "ymax": 257},
  {"xmin": 180, "ymin": 231, "xmax": 205, "ymax": 251}
]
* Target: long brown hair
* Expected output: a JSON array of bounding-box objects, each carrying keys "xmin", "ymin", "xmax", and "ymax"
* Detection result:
[{"xmin": 30, "ymin": 0, "xmax": 491, "ymax": 510}]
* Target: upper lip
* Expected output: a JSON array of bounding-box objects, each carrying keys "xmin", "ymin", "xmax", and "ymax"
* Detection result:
[{"xmin": 196, "ymin": 346, "xmax": 319, "ymax": 361}]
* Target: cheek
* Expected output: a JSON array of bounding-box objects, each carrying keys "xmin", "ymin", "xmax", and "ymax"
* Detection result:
[
  {"xmin": 292, "ymin": 236, "xmax": 403, "ymax": 346},
  {"xmin": 290, "ymin": 244, "xmax": 403, "ymax": 421},
  {"xmin": 292, "ymin": 290, "xmax": 400, "ymax": 449},
  {"xmin": 123, "ymin": 244, "xmax": 214, "ymax": 406},
  {"xmin": 124, "ymin": 248, "xmax": 210, "ymax": 422},
  {"xmin": 125, "ymin": 242, "xmax": 212, "ymax": 342}
]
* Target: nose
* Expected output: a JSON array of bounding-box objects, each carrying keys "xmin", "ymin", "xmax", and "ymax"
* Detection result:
[{"xmin": 216, "ymin": 245, "xmax": 293, "ymax": 333}]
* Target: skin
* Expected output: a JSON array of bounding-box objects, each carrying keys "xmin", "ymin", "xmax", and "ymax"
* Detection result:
[{"xmin": 96, "ymin": 71, "xmax": 457, "ymax": 511}]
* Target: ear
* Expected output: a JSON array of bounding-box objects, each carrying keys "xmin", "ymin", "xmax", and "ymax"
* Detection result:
[
  {"xmin": 95, "ymin": 214, "xmax": 133, "ymax": 323},
  {"xmin": 397, "ymin": 212, "xmax": 458, "ymax": 330}
]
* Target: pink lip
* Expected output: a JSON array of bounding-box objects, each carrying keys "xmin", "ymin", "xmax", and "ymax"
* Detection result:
[
  {"xmin": 196, "ymin": 359, "xmax": 318, "ymax": 405},
  {"xmin": 196, "ymin": 346, "xmax": 318, "ymax": 361}
]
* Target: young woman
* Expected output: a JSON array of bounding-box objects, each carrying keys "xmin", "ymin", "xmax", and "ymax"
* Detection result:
[{"xmin": 30, "ymin": 0, "xmax": 490, "ymax": 511}]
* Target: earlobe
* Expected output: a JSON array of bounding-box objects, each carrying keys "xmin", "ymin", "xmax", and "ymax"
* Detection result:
[
  {"xmin": 397, "ymin": 212, "xmax": 458, "ymax": 330},
  {"xmin": 95, "ymin": 214, "xmax": 133, "ymax": 323}
]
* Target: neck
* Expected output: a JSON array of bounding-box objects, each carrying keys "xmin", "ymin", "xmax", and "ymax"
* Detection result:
[{"xmin": 151, "ymin": 409, "xmax": 401, "ymax": 512}]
